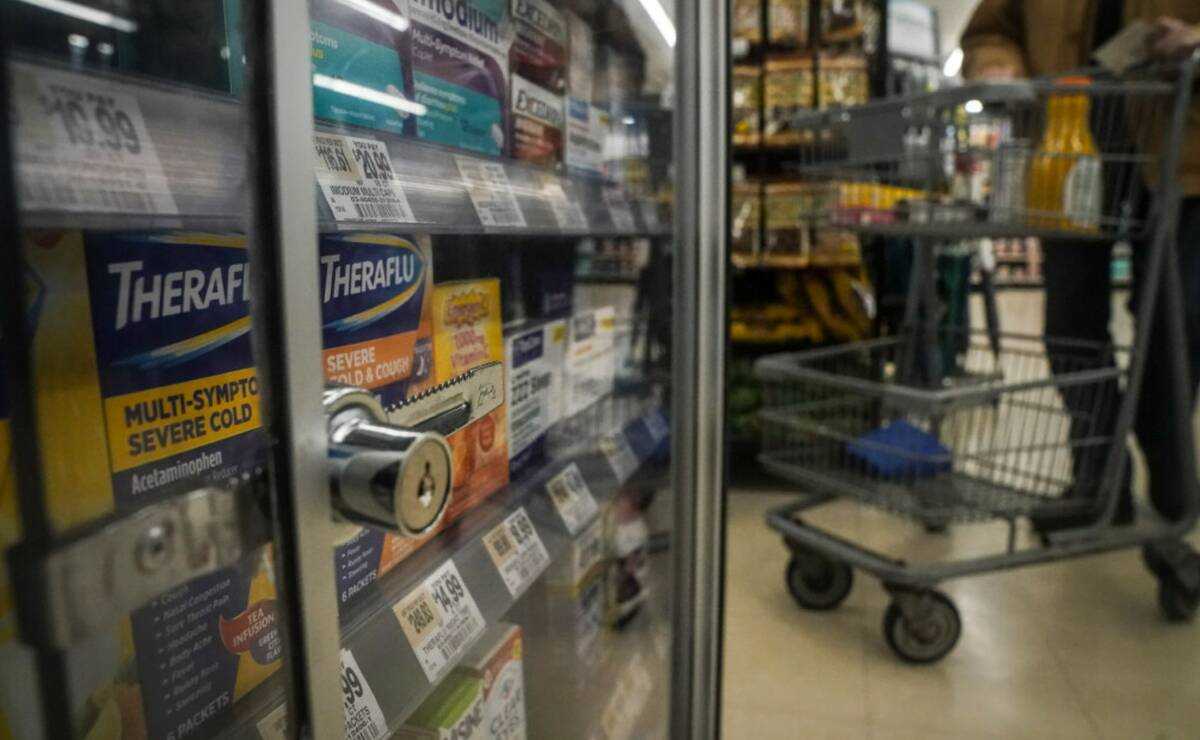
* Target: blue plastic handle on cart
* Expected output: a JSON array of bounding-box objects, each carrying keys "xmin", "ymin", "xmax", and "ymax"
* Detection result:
[{"xmin": 848, "ymin": 420, "xmax": 951, "ymax": 478}]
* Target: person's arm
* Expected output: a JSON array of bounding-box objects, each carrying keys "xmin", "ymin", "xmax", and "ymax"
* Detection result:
[
  {"xmin": 1148, "ymin": 16, "xmax": 1200, "ymax": 62},
  {"xmin": 960, "ymin": 0, "xmax": 1027, "ymax": 80}
]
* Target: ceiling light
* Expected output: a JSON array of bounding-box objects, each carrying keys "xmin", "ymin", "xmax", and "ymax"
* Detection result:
[
  {"xmin": 313, "ymin": 74, "xmax": 427, "ymax": 116},
  {"xmin": 943, "ymin": 47, "xmax": 963, "ymax": 78},
  {"xmin": 16, "ymin": 0, "xmax": 138, "ymax": 33},
  {"xmin": 964, "ymin": 99, "xmax": 983, "ymax": 114},
  {"xmin": 636, "ymin": 0, "xmax": 676, "ymax": 48}
]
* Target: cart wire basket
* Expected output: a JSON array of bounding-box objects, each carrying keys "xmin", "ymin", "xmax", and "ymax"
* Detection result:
[
  {"xmin": 757, "ymin": 55, "xmax": 1200, "ymax": 664},
  {"xmin": 758, "ymin": 331, "xmax": 1125, "ymax": 527}
]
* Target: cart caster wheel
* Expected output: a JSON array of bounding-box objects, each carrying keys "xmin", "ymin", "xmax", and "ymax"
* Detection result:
[
  {"xmin": 1158, "ymin": 577, "xmax": 1200, "ymax": 623},
  {"xmin": 883, "ymin": 590, "xmax": 961, "ymax": 663},
  {"xmin": 785, "ymin": 550, "xmax": 853, "ymax": 611}
]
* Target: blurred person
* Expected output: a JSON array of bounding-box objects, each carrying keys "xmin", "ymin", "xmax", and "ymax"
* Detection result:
[{"xmin": 961, "ymin": 2, "xmax": 1200, "ymax": 533}]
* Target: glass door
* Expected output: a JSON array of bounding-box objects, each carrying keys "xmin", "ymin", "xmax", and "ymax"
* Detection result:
[{"xmin": 0, "ymin": 0, "xmax": 721, "ymax": 736}]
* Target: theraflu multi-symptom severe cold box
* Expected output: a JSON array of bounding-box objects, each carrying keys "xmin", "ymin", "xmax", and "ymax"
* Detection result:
[
  {"xmin": 311, "ymin": 0, "xmax": 414, "ymax": 135},
  {"xmin": 409, "ymin": 0, "xmax": 512, "ymax": 156},
  {"xmin": 25, "ymin": 231, "xmax": 264, "ymax": 529},
  {"xmin": 20, "ymin": 231, "xmax": 280, "ymax": 740},
  {"xmin": 319, "ymin": 233, "xmax": 435, "ymax": 407}
]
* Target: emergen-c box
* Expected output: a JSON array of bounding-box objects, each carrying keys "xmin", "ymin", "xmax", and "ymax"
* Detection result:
[
  {"xmin": 409, "ymin": 0, "xmax": 512, "ymax": 156},
  {"xmin": 21, "ymin": 230, "xmax": 281, "ymax": 740},
  {"xmin": 319, "ymin": 233, "xmax": 435, "ymax": 407},
  {"xmin": 511, "ymin": 74, "xmax": 564, "ymax": 167},
  {"xmin": 399, "ymin": 623, "xmax": 526, "ymax": 739},
  {"xmin": 505, "ymin": 319, "xmax": 566, "ymax": 480},
  {"xmin": 311, "ymin": 0, "xmax": 414, "ymax": 135},
  {"xmin": 511, "ymin": 0, "xmax": 567, "ymax": 93},
  {"xmin": 563, "ymin": 306, "xmax": 616, "ymax": 416}
]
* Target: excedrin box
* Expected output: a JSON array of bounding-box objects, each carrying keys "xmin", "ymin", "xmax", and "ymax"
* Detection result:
[
  {"xmin": 311, "ymin": 0, "xmax": 413, "ymax": 135},
  {"xmin": 409, "ymin": 0, "xmax": 512, "ymax": 156},
  {"xmin": 563, "ymin": 306, "xmax": 616, "ymax": 416},
  {"xmin": 319, "ymin": 233, "xmax": 435, "ymax": 408},
  {"xmin": 511, "ymin": 0, "xmax": 567, "ymax": 94},
  {"xmin": 565, "ymin": 10, "xmax": 593, "ymax": 103},
  {"xmin": 21, "ymin": 231, "xmax": 281, "ymax": 740},
  {"xmin": 505, "ymin": 319, "xmax": 566, "ymax": 480},
  {"xmin": 511, "ymin": 74, "xmax": 564, "ymax": 167}
]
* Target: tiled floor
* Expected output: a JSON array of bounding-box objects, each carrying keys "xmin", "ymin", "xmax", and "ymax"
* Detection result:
[{"xmin": 720, "ymin": 489, "xmax": 1200, "ymax": 740}]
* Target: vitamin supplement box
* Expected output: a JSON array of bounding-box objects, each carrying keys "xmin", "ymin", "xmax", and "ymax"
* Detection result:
[
  {"xmin": 563, "ymin": 306, "xmax": 616, "ymax": 417},
  {"xmin": 399, "ymin": 623, "xmax": 527, "ymax": 740},
  {"xmin": 505, "ymin": 319, "xmax": 567, "ymax": 480}
]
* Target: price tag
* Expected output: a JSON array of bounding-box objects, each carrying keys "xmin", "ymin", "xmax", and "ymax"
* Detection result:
[
  {"xmin": 392, "ymin": 560, "xmax": 486, "ymax": 682},
  {"xmin": 340, "ymin": 648, "xmax": 388, "ymax": 740},
  {"xmin": 601, "ymin": 432, "xmax": 640, "ymax": 482},
  {"xmin": 455, "ymin": 156, "xmax": 528, "ymax": 227},
  {"xmin": 639, "ymin": 199, "xmax": 663, "ymax": 232},
  {"xmin": 538, "ymin": 174, "xmax": 589, "ymax": 230},
  {"xmin": 603, "ymin": 186, "xmax": 636, "ymax": 232},
  {"xmin": 256, "ymin": 705, "xmax": 288, "ymax": 740},
  {"xmin": 314, "ymin": 133, "xmax": 416, "ymax": 223},
  {"xmin": 14, "ymin": 66, "xmax": 177, "ymax": 214},
  {"xmin": 645, "ymin": 411, "xmax": 670, "ymax": 444},
  {"xmin": 546, "ymin": 463, "xmax": 599, "ymax": 535},
  {"xmin": 484, "ymin": 507, "xmax": 551, "ymax": 597}
]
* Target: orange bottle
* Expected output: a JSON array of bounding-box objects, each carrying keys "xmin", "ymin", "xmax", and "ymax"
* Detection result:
[{"xmin": 1026, "ymin": 77, "xmax": 1101, "ymax": 233}]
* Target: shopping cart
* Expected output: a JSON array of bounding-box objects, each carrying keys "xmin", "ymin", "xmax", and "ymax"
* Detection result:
[{"xmin": 756, "ymin": 55, "xmax": 1200, "ymax": 663}]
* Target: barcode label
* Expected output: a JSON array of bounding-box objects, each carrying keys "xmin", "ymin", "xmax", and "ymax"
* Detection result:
[
  {"xmin": 484, "ymin": 508, "xmax": 551, "ymax": 597},
  {"xmin": 392, "ymin": 560, "xmax": 486, "ymax": 682},
  {"xmin": 539, "ymin": 174, "xmax": 589, "ymax": 230},
  {"xmin": 546, "ymin": 463, "xmax": 599, "ymax": 535},
  {"xmin": 601, "ymin": 432, "xmax": 640, "ymax": 482},
  {"xmin": 455, "ymin": 155, "xmax": 528, "ymax": 227},
  {"xmin": 14, "ymin": 65, "xmax": 178, "ymax": 215},
  {"xmin": 340, "ymin": 649, "xmax": 388, "ymax": 740},
  {"xmin": 604, "ymin": 187, "xmax": 637, "ymax": 232},
  {"xmin": 314, "ymin": 133, "xmax": 416, "ymax": 224}
]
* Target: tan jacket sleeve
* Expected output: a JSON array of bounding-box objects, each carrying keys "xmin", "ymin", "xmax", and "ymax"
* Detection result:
[{"xmin": 960, "ymin": 0, "xmax": 1028, "ymax": 79}]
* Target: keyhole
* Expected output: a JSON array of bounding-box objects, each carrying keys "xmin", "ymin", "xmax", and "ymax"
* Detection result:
[{"xmin": 417, "ymin": 461, "xmax": 435, "ymax": 508}]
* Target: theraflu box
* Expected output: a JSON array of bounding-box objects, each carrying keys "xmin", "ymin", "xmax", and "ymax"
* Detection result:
[
  {"xmin": 25, "ymin": 231, "xmax": 264, "ymax": 530},
  {"xmin": 311, "ymin": 0, "xmax": 413, "ymax": 135},
  {"xmin": 511, "ymin": 74, "xmax": 564, "ymax": 166},
  {"xmin": 409, "ymin": 0, "xmax": 512, "ymax": 156},
  {"xmin": 20, "ymin": 231, "xmax": 280, "ymax": 740},
  {"xmin": 319, "ymin": 233, "xmax": 435, "ymax": 407},
  {"xmin": 511, "ymin": 0, "xmax": 567, "ymax": 94}
]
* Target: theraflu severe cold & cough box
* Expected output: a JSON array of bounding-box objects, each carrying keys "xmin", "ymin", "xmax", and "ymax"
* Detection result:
[
  {"xmin": 409, "ymin": 0, "xmax": 512, "ymax": 156},
  {"xmin": 19, "ymin": 231, "xmax": 280, "ymax": 740},
  {"xmin": 319, "ymin": 233, "xmax": 435, "ymax": 407}
]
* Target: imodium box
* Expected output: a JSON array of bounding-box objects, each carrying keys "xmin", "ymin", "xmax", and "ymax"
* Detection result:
[
  {"xmin": 319, "ymin": 233, "xmax": 435, "ymax": 407},
  {"xmin": 563, "ymin": 306, "xmax": 616, "ymax": 416},
  {"xmin": 22, "ymin": 231, "xmax": 280, "ymax": 740},
  {"xmin": 310, "ymin": 0, "xmax": 413, "ymax": 135},
  {"xmin": 511, "ymin": 0, "xmax": 567, "ymax": 93},
  {"xmin": 409, "ymin": 0, "xmax": 512, "ymax": 156},
  {"xmin": 504, "ymin": 320, "xmax": 566, "ymax": 480},
  {"xmin": 511, "ymin": 74, "xmax": 564, "ymax": 167}
]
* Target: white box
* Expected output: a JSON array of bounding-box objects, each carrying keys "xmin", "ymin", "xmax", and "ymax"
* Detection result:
[
  {"xmin": 505, "ymin": 319, "xmax": 567, "ymax": 478},
  {"xmin": 460, "ymin": 624, "xmax": 527, "ymax": 740},
  {"xmin": 565, "ymin": 97, "xmax": 608, "ymax": 177},
  {"xmin": 564, "ymin": 307, "xmax": 615, "ymax": 416}
]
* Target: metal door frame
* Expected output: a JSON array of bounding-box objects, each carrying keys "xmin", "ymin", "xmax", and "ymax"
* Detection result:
[{"xmin": 671, "ymin": 0, "xmax": 728, "ymax": 735}]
